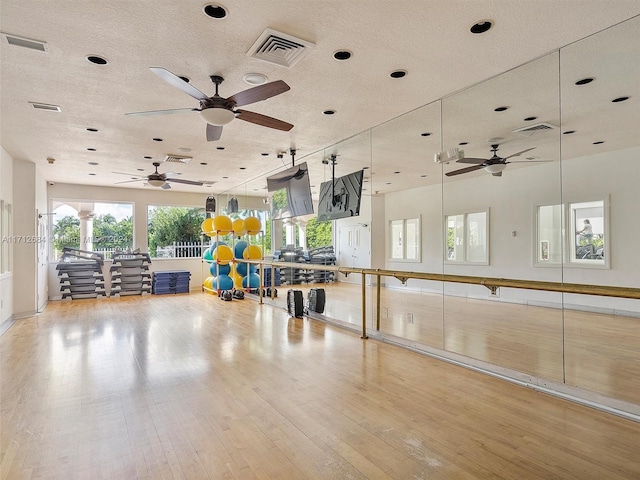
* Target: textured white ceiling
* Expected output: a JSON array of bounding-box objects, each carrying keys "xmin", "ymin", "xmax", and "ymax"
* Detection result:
[{"xmin": 1, "ymin": 1, "xmax": 639, "ymax": 198}]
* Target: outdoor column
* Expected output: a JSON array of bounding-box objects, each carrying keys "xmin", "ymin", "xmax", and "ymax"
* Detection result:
[
  {"xmin": 297, "ymin": 219, "xmax": 308, "ymax": 250},
  {"xmin": 78, "ymin": 210, "xmax": 95, "ymax": 251}
]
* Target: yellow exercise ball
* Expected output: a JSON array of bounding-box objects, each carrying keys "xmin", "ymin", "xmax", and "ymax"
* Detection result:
[
  {"xmin": 201, "ymin": 217, "xmax": 215, "ymax": 237},
  {"xmin": 244, "ymin": 216, "xmax": 262, "ymax": 235},
  {"xmin": 213, "ymin": 245, "xmax": 234, "ymax": 265},
  {"xmin": 233, "ymin": 274, "xmax": 244, "ymax": 289},
  {"xmin": 203, "ymin": 276, "xmax": 213, "ymax": 289},
  {"xmin": 232, "ymin": 218, "xmax": 246, "ymax": 236},
  {"xmin": 213, "ymin": 215, "xmax": 233, "ymax": 234},
  {"xmin": 243, "ymin": 244, "xmax": 262, "ymax": 260}
]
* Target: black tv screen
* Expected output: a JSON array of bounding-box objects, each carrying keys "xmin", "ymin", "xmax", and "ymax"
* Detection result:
[
  {"xmin": 317, "ymin": 169, "xmax": 364, "ymax": 221},
  {"xmin": 266, "ymin": 162, "xmax": 314, "ymax": 220}
]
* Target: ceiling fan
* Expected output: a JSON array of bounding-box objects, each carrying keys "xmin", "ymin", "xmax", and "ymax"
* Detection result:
[
  {"xmin": 113, "ymin": 162, "xmax": 203, "ymax": 189},
  {"xmin": 445, "ymin": 144, "xmax": 548, "ymax": 177},
  {"xmin": 125, "ymin": 67, "xmax": 294, "ymax": 141}
]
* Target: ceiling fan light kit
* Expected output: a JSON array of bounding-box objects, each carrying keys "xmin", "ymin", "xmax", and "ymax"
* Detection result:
[
  {"xmin": 484, "ymin": 164, "xmax": 507, "ymax": 174},
  {"xmin": 200, "ymin": 108, "xmax": 235, "ymax": 126},
  {"xmin": 147, "ymin": 178, "xmax": 166, "ymax": 187}
]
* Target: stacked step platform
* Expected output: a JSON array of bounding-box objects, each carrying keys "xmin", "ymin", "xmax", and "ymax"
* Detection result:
[
  {"xmin": 110, "ymin": 252, "xmax": 151, "ymax": 296},
  {"xmin": 152, "ymin": 270, "xmax": 191, "ymax": 295},
  {"xmin": 277, "ymin": 246, "xmax": 307, "ymax": 285},
  {"xmin": 306, "ymin": 246, "xmax": 336, "ymax": 283},
  {"xmin": 57, "ymin": 247, "xmax": 106, "ymax": 299}
]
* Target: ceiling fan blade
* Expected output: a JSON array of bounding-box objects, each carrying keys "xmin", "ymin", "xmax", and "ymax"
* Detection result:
[
  {"xmin": 166, "ymin": 178, "xmax": 204, "ymax": 186},
  {"xmin": 507, "ymin": 160, "xmax": 553, "ymax": 164},
  {"xmin": 113, "ymin": 171, "xmax": 145, "ymax": 177},
  {"xmin": 492, "ymin": 171, "xmax": 503, "ymax": 177},
  {"xmin": 206, "ymin": 124, "xmax": 223, "ymax": 141},
  {"xmin": 114, "ymin": 178, "xmax": 145, "ymax": 185},
  {"xmin": 125, "ymin": 107, "xmax": 198, "ymax": 116},
  {"xmin": 150, "ymin": 67, "xmax": 209, "ymax": 101},
  {"xmin": 502, "ymin": 147, "xmax": 536, "ymax": 160},
  {"xmin": 161, "ymin": 183, "xmax": 172, "ymax": 190},
  {"xmin": 236, "ymin": 109, "xmax": 293, "ymax": 131},
  {"xmin": 456, "ymin": 157, "xmax": 487, "ymax": 164},
  {"xmin": 445, "ymin": 164, "xmax": 485, "ymax": 177},
  {"xmin": 227, "ymin": 80, "xmax": 290, "ymax": 107}
]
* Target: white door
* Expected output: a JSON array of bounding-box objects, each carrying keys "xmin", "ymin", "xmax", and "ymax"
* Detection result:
[
  {"xmin": 36, "ymin": 212, "xmax": 48, "ymax": 312},
  {"xmin": 337, "ymin": 224, "xmax": 370, "ymax": 284}
]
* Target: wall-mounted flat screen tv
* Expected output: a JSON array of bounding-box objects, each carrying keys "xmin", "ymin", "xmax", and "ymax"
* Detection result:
[
  {"xmin": 266, "ymin": 162, "xmax": 314, "ymax": 220},
  {"xmin": 317, "ymin": 169, "xmax": 364, "ymax": 221}
]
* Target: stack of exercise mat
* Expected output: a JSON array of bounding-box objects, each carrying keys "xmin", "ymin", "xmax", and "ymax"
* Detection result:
[
  {"xmin": 57, "ymin": 247, "xmax": 106, "ymax": 300},
  {"xmin": 109, "ymin": 252, "xmax": 152, "ymax": 296},
  {"xmin": 152, "ymin": 270, "xmax": 191, "ymax": 295}
]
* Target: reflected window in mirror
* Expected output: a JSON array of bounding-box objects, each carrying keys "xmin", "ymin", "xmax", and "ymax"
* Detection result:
[
  {"xmin": 390, "ymin": 217, "xmax": 420, "ymax": 261},
  {"xmin": 446, "ymin": 210, "xmax": 488, "ymax": 264},
  {"xmin": 570, "ymin": 199, "xmax": 608, "ymax": 267},
  {"xmin": 535, "ymin": 204, "xmax": 562, "ymax": 265}
]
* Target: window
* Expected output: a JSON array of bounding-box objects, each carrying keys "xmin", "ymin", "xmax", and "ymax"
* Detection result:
[
  {"xmin": 446, "ymin": 210, "xmax": 488, "ymax": 264},
  {"xmin": 570, "ymin": 199, "xmax": 607, "ymax": 267},
  {"xmin": 535, "ymin": 204, "xmax": 563, "ymax": 264},
  {"xmin": 390, "ymin": 217, "xmax": 421, "ymax": 261},
  {"xmin": 51, "ymin": 201, "xmax": 133, "ymax": 260},
  {"xmin": 148, "ymin": 205, "xmax": 205, "ymax": 258}
]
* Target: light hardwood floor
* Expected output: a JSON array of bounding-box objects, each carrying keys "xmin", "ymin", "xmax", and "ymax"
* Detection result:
[{"xmin": 1, "ymin": 292, "xmax": 639, "ymax": 479}]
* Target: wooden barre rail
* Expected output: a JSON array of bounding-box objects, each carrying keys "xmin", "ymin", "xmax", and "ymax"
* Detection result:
[{"xmin": 245, "ymin": 260, "xmax": 640, "ymax": 300}]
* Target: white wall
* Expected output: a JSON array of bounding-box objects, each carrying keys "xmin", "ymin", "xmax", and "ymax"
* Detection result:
[
  {"xmin": 0, "ymin": 147, "xmax": 14, "ymax": 324},
  {"xmin": 383, "ymin": 148, "xmax": 640, "ymax": 313}
]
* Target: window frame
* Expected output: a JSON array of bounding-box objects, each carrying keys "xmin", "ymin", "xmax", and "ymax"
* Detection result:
[
  {"xmin": 389, "ymin": 216, "xmax": 421, "ymax": 262},
  {"xmin": 444, "ymin": 209, "xmax": 489, "ymax": 265}
]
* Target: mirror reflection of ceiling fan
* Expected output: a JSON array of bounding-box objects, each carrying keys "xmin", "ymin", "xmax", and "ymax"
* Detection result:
[
  {"xmin": 446, "ymin": 144, "xmax": 550, "ymax": 177},
  {"xmin": 125, "ymin": 68, "xmax": 293, "ymax": 141},
  {"xmin": 113, "ymin": 162, "xmax": 203, "ymax": 189}
]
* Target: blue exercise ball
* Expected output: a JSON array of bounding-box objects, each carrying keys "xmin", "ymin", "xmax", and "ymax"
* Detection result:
[
  {"xmin": 208, "ymin": 240, "xmax": 227, "ymax": 255},
  {"xmin": 210, "ymin": 263, "xmax": 231, "ymax": 276},
  {"xmin": 236, "ymin": 261, "xmax": 248, "ymax": 277},
  {"xmin": 234, "ymin": 240, "xmax": 248, "ymax": 259},
  {"xmin": 242, "ymin": 273, "xmax": 260, "ymax": 289},
  {"xmin": 213, "ymin": 274, "xmax": 234, "ymax": 291}
]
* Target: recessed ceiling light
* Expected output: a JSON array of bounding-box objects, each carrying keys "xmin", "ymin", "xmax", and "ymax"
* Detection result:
[
  {"xmin": 593, "ymin": 141, "xmax": 605, "ymax": 145},
  {"xmin": 470, "ymin": 20, "xmax": 493, "ymax": 34},
  {"xmin": 178, "ymin": 76, "xmax": 190, "ymax": 83},
  {"xmin": 216, "ymin": 147, "xmax": 225, "ymax": 150},
  {"xmin": 137, "ymin": 168, "xmax": 145, "ymax": 171},
  {"xmin": 222, "ymin": 176, "xmax": 229, "ymax": 179},
  {"xmin": 386, "ymin": 182, "xmax": 392, "ymax": 185},
  {"xmin": 524, "ymin": 116, "xmax": 537, "ymax": 121},
  {"xmin": 203, "ymin": 4, "xmax": 227, "ymax": 18},
  {"xmin": 144, "ymin": 156, "xmax": 152, "ymax": 159},
  {"xmin": 200, "ymin": 162, "xmax": 208, "ymax": 165},
  {"xmin": 421, "ymin": 132, "xmax": 432, "ymax": 137},
  {"xmin": 390, "ymin": 70, "xmax": 407, "ymax": 78},
  {"xmin": 333, "ymin": 50, "xmax": 352, "ymax": 60},
  {"xmin": 363, "ymin": 180, "xmax": 369, "ymax": 183},
  {"xmin": 323, "ymin": 110, "xmax": 336, "ymax": 115},
  {"xmin": 239, "ymin": 167, "xmax": 246, "ymax": 170},
  {"xmin": 458, "ymin": 141, "xmax": 468, "ymax": 145},
  {"xmin": 563, "ymin": 130, "xmax": 576, "ymax": 135},
  {"xmin": 86, "ymin": 127, "xmax": 99, "ymax": 132},
  {"xmin": 88, "ymin": 162, "xmax": 99, "ymax": 166},
  {"xmin": 88, "ymin": 173, "xmax": 96, "ymax": 176},
  {"xmin": 575, "ymin": 77, "xmax": 594, "ymax": 85},
  {"xmin": 393, "ymin": 171, "xmax": 401, "ymax": 174},
  {"xmin": 152, "ymin": 138, "xmax": 163, "ymax": 142},
  {"xmin": 86, "ymin": 55, "xmax": 108, "ymax": 65},
  {"xmin": 612, "ymin": 96, "xmax": 629, "ymax": 103},
  {"xmin": 243, "ymin": 73, "xmax": 268, "ymax": 85},
  {"xmin": 261, "ymin": 153, "xmax": 269, "ymax": 156},
  {"xmin": 87, "ymin": 148, "xmax": 96, "ymax": 151},
  {"xmin": 494, "ymin": 106, "xmax": 509, "ymax": 112}
]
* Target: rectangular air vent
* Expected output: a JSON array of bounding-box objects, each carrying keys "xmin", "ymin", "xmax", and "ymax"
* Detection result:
[
  {"xmin": 513, "ymin": 122, "xmax": 557, "ymax": 136},
  {"xmin": 29, "ymin": 102, "xmax": 61, "ymax": 112},
  {"xmin": 164, "ymin": 154, "xmax": 192, "ymax": 164},
  {"xmin": 2, "ymin": 33, "xmax": 48, "ymax": 52},
  {"xmin": 247, "ymin": 28, "xmax": 315, "ymax": 68}
]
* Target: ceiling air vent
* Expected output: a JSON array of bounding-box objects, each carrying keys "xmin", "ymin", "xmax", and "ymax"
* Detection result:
[
  {"xmin": 29, "ymin": 102, "xmax": 61, "ymax": 112},
  {"xmin": 164, "ymin": 154, "xmax": 192, "ymax": 164},
  {"xmin": 247, "ymin": 28, "xmax": 315, "ymax": 68},
  {"xmin": 2, "ymin": 33, "xmax": 48, "ymax": 52},
  {"xmin": 513, "ymin": 122, "xmax": 557, "ymax": 136}
]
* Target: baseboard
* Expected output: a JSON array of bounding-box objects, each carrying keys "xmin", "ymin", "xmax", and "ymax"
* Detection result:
[{"xmin": 0, "ymin": 316, "xmax": 16, "ymax": 336}]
